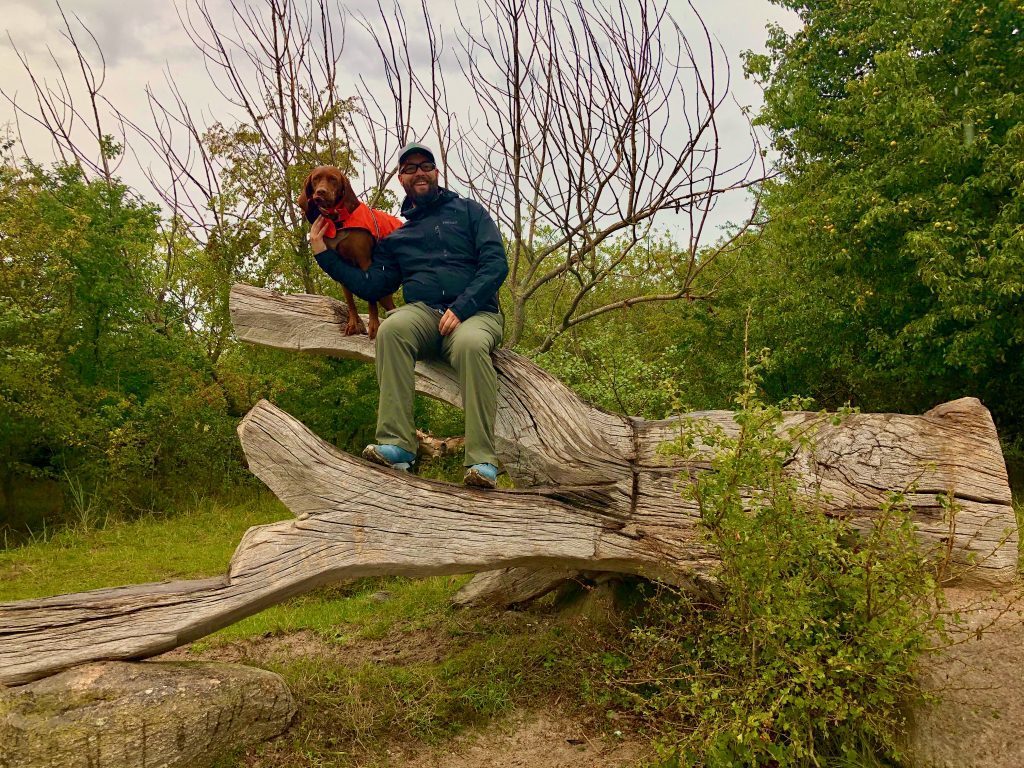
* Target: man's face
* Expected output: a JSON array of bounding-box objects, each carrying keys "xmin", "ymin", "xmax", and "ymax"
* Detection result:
[{"xmin": 398, "ymin": 152, "xmax": 440, "ymax": 204}]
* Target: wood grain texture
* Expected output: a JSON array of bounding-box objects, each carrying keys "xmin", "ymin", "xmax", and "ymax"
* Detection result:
[
  {"xmin": 0, "ymin": 401, "xmax": 665, "ymax": 685},
  {"xmin": 0, "ymin": 661, "xmax": 294, "ymax": 768},
  {"xmin": 233, "ymin": 283, "xmax": 1015, "ymax": 601},
  {"xmin": 230, "ymin": 283, "xmax": 1017, "ymax": 573},
  {"xmin": 452, "ymin": 567, "xmax": 578, "ymax": 608},
  {"xmin": 0, "ymin": 285, "xmax": 1015, "ymax": 685}
]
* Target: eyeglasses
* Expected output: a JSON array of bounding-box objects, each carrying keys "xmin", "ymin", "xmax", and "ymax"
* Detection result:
[{"xmin": 399, "ymin": 161, "xmax": 436, "ymax": 175}]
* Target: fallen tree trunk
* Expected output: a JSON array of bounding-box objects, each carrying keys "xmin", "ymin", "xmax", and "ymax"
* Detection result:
[
  {"xmin": 230, "ymin": 284, "xmax": 1018, "ymax": 606},
  {"xmin": 451, "ymin": 567, "xmax": 579, "ymax": 608},
  {"xmin": 0, "ymin": 285, "xmax": 1016, "ymax": 685},
  {"xmin": 0, "ymin": 401, "xmax": 689, "ymax": 685},
  {"xmin": 228, "ymin": 284, "xmax": 1017, "ymax": 571}
]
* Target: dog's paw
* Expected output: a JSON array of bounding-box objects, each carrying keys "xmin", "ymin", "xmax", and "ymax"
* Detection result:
[{"xmin": 344, "ymin": 319, "xmax": 367, "ymax": 336}]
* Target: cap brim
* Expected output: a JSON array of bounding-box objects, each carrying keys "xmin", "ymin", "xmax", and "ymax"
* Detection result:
[{"xmin": 398, "ymin": 144, "xmax": 436, "ymax": 165}]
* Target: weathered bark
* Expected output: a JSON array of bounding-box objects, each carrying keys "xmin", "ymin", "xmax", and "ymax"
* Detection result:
[
  {"xmin": 229, "ymin": 284, "xmax": 1018, "ymax": 571},
  {"xmin": 0, "ymin": 661, "xmax": 295, "ymax": 767},
  {"xmin": 0, "ymin": 285, "xmax": 1016, "ymax": 686},
  {"xmin": 0, "ymin": 401, "xmax": 679, "ymax": 685},
  {"xmin": 232, "ymin": 282, "xmax": 1017, "ymax": 605}
]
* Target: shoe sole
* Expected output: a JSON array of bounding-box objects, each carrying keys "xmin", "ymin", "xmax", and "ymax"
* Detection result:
[
  {"xmin": 463, "ymin": 468, "xmax": 497, "ymax": 489},
  {"xmin": 362, "ymin": 445, "xmax": 414, "ymax": 472}
]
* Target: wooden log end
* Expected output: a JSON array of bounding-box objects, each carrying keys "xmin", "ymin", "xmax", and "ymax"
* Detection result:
[{"xmin": 0, "ymin": 661, "xmax": 295, "ymax": 765}]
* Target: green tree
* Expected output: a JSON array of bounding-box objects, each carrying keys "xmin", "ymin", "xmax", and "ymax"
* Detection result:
[
  {"xmin": 739, "ymin": 0, "xmax": 1024, "ymax": 436},
  {"xmin": 0, "ymin": 162, "xmax": 252, "ymax": 529},
  {"xmin": 0, "ymin": 164, "xmax": 75, "ymax": 520}
]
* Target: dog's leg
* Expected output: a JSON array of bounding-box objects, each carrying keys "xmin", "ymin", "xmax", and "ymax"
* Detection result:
[
  {"xmin": 380, "ymin": 294, "xmax": 397, "ymax": 313},
  {"xmin": 368, "ymin": 302, "xmax": 381, "ymax": 340},
  {"xmin": 342, "ymin": 287, "xmax": 367, "ymax": 336}
]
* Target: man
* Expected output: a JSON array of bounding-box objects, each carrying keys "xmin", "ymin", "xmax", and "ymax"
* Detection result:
[{"xmin": 309, "ymin": 143, "xmax": 508, "ymax": 488}]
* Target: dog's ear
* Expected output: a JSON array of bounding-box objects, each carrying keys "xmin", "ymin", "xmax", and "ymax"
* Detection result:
[
  {"xmin": 340, "ymin": 174, "xmax": 361, "ymax": 213},
  {"xmin": 297, "ymin": 171, "xmax": 319, "ymax": 223}
]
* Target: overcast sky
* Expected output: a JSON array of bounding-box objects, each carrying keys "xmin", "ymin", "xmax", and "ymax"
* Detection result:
[{"xmin": 0, "ymin": 0, "xmax": 800, "ymax": 234}]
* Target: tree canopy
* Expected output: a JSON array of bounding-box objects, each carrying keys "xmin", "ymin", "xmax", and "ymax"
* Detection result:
[{"xmin": 727, "ymin": 0, "xmax": 1024, "ymax": 437}]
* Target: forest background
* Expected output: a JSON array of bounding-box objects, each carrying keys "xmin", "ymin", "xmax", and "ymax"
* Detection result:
[{"xmin": 1, "ymin": 0, "xmax": 1022, "ymax": 541}]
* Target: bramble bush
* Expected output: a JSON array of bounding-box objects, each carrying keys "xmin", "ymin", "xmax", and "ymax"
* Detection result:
[{"xmin": 602, "ymin": 355, "xmax": 949, "ymax": 766}]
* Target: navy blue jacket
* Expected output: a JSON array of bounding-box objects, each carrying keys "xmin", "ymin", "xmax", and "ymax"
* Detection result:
[{"xmin": 315, "ymin": 188, "xmax": 508, "ymax": 321}]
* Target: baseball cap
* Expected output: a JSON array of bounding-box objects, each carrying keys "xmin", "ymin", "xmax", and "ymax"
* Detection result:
[{"xmin": 398, "ymin": 142, "xmax": 436, "ymax": 166}]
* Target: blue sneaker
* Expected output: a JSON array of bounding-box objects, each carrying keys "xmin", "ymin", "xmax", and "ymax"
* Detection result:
[
  {"xmin": 362, "ymin": 443, "xmax": 416, "ymax": 471},
  {"xmin": 464, "ymin": 463, "xmax": 499, "ymax": 489}
]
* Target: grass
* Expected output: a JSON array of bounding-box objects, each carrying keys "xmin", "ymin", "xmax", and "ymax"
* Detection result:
[
  {"xmin": 0, "ymin": 491, "xmax": 290, "ymax": 602},
  {"xmin": 12, "ymin": 468, "xmax": 1011, "ymax": 766},
  {"xmin": 0, "ymin": 485, "xmax": 491, "ymax": 647},
  {"xmin": 1015, "ymin": 495, "xmax": 1024, "ymax": 561},
  {"xmin": 0, "ymin": 453, "xmax": 485, "ymax": 603},
  {"xmin": 204, "ymin": 573, "xmax": 467, "ymax": 644},
  {"xmin": 1, "ymin": 486, "xmax": 614, "ymax": 767},
  {"xmin": 236, "ymin": 601, "xmax": 583, "ymax": 766}
]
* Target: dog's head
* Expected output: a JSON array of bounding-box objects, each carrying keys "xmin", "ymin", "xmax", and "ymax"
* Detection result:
[{"xmin": 297, "ymin": 166, "xmax": 360, "ymax": 223}]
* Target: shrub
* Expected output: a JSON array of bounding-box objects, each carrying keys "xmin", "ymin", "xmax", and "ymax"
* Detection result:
[{"xmin": 607, "ymin": 355, "xmax": 947, "ymax": 766}]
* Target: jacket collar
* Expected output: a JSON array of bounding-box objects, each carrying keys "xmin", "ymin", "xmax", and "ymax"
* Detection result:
[{"xmin": 401, "ymin": 187, "xmax": 457, "ymax": 219}]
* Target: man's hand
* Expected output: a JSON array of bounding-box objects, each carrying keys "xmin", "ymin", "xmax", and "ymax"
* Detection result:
[
  {"xmin": 309, "ymin": 216, "xmax": 330, "ymax": 255},
  {"xmin": 438, "ymin": 308, "xmax": 461, "ymax": 336}
]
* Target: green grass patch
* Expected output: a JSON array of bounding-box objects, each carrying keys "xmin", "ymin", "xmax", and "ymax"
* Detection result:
[
  {"xmin": 0, "ymin": 487, "xmax": 606, "ymax": 766},
  {"xmin": 0, "ymin": 491, "xmax": 290, "ymax": 602},
  {"xmin": 201, "ymin": 575, "xmax": 469, "ymax": 645}
]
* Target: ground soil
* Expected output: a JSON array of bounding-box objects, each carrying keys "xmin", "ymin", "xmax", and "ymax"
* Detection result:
[
  {"xmin": 160, "ymin": 625, "xmax": 452, "ymax": 668},
  {"xmin": 393, "ymin": 709, "xmax": 647, "ymax": 768},
  {"xmin": 160, "ymin": 624, "xmax": 650, "ymax": 767},
  {"xmin": 906, "ymin": 585, "xmax": 1024, "ymax": 768}
]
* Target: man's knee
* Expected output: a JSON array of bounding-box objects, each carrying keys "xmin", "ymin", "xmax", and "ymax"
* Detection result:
[
  {"xmin": 448, "ymin": 330, "xmax": 495, "ymax": 366},
  {"xmin": 376, "ymin": 310, "xmax": 419, "ymax": 348}
]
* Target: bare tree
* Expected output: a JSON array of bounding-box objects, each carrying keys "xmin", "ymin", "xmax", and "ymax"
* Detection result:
[
  {"xmin": 144, "ymin": 0, "xmax": 762, "ymax": 353},
  {"xmin": 141, "ymin": 0, "xmax": 356, "ymax": 295},
  {"xmin": 1, "ymin": 0, "xmax": 419, "ymax": 363},
  {"xmin": 129, "ymin": 0, "xmax": 435, "ymax": 361},
  {"xmin": 366, "ymin": 0, "xmax": 765, "ymax": 351},
  {"xmin": 1, "ymin": 1, "xmax": 126, "ymax": 187},
  {"xmin": 4, "ymin": 0, "xmax": 763, "ymax": 359},
  {"xmin": 120, "ymin": 0, "xmax": 395, "ymax": 362}
]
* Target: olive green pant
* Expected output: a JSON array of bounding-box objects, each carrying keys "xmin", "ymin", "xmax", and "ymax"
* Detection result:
[{"xmin": 374, "ymin": 302, "xmax": 504, "ymax": 467}]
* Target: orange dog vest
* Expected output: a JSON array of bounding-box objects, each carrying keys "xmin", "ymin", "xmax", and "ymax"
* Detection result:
[{"xmin": 319, "ymin": 202, "xmax": 402, "ymax": 240}]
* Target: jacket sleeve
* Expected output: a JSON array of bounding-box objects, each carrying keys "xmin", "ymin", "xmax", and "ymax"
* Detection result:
[
  {"xmin": 448, "ymin": 202, "xmax": 509, "ymax": 321},
  {"xmin": 315, "ymin": 241, "xmax": 402, "ymax": 302}
]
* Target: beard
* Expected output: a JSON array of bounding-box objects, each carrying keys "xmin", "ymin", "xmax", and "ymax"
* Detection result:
[{"xmin": 403, "ymin": 177, "xmax": 440, "ymax": 206}]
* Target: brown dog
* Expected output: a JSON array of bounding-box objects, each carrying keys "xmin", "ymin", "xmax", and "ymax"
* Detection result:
[{"xmin": 298, "ymin": 166, "xmax": 403, "ymax": 338}]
